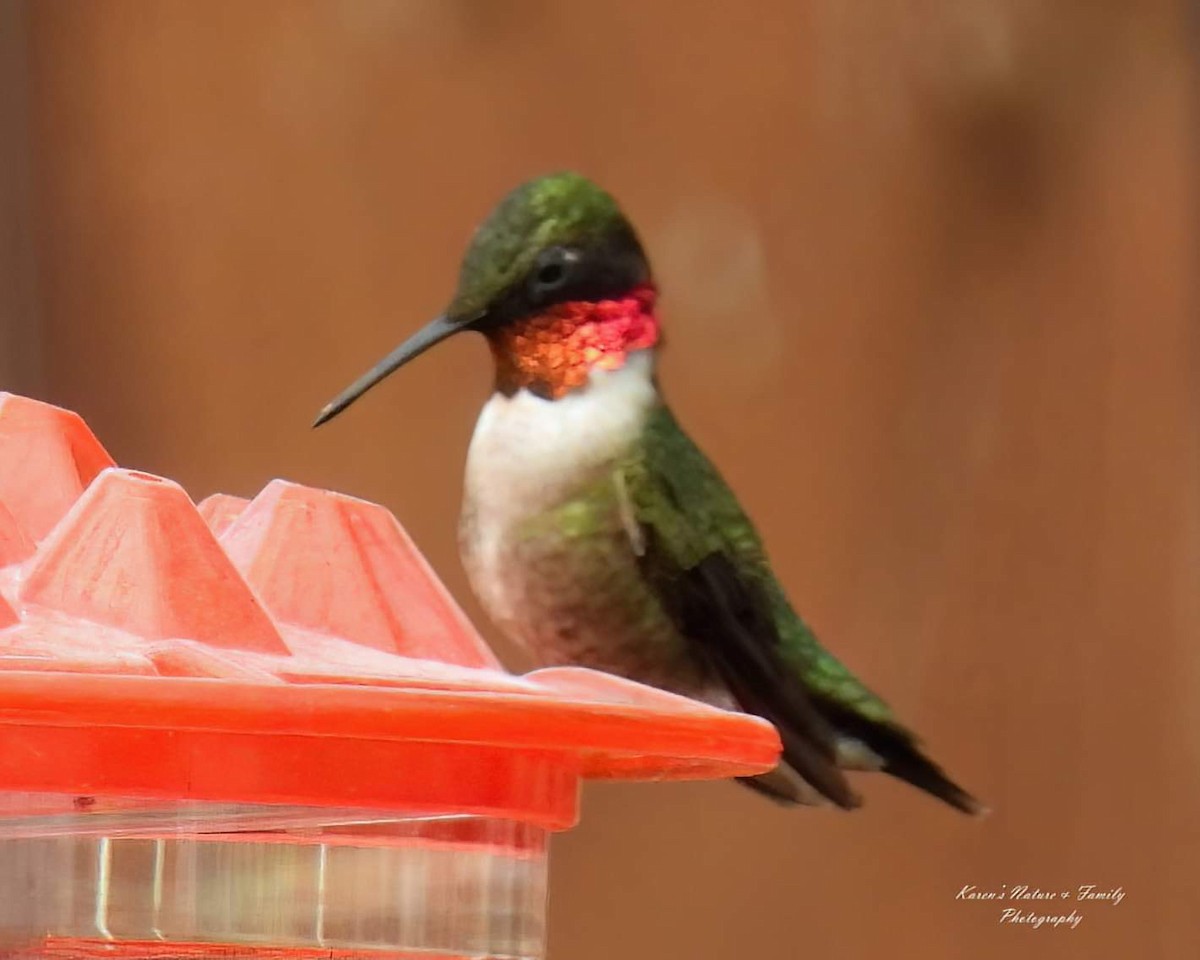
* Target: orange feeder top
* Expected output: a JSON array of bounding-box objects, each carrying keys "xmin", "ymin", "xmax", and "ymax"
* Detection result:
[{"xmin": 0, "ymin": 392, "xmax": 780, "ymax": 831}]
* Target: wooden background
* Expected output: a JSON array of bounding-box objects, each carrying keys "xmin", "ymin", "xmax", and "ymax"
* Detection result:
[{"xmin": 1, "ymin": 2, "xmax": 1195, "ymax": 957}]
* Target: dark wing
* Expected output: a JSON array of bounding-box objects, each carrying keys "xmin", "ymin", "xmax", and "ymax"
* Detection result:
[
  {"xmin": 619, "ymin": 403, "xmax": 984, "ymax": 815},
  {"xmin": 617, "ymin": 405, "xmax": 859, "ymax": 809},
  {"xmin": 655, "ymin": 545, "xmax": 861, "ymax": 809}
]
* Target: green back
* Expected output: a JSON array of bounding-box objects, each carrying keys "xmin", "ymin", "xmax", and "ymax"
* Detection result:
[{"xmin": 622, "ymin": 402, "xmax": 897, "ymax": 724}]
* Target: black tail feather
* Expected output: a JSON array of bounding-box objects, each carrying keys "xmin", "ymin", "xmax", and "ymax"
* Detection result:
[
  {"xmin": 816, "ymin": 696, "xmax": 986, "ymax": 815},
  {"xmin": 737, "ymin": 774, "xmax": 804, "ymax": 806}
]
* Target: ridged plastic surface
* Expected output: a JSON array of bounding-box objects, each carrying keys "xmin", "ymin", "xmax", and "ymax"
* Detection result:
[{"xmin": 0, "ymin": 393, "xmax": 780, "ymax": 829}]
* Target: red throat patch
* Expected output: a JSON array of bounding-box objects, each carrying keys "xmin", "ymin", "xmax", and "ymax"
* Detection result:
[{"xmin": 488, "ymin": 285, "xmax": 660, "ymax": 399}]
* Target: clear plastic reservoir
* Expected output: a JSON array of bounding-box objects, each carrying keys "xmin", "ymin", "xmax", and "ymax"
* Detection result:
[{"xmin": 0, "ymin": 795, "xmax": 546, "ymax": 959}]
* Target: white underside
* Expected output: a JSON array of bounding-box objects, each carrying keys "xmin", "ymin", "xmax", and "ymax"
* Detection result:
[{"xmin": 460, "ymin": 350, "xmax": 658, "ymax": 630}]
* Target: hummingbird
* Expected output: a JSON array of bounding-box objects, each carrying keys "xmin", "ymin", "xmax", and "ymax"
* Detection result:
[{"xmin": 314, "ymin": 172, "xmax": 982, "ymax": 813}]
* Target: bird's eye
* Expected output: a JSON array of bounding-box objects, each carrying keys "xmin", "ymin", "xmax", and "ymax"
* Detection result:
[
  {"xmin": 529, "ymin": 247, "xmax": 577, "ymax": 299},
  {"xmin": 537, "ymin": 262, "xmax": 565, "ymax": 286}
]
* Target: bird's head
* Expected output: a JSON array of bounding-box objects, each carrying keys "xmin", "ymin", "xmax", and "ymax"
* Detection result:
[{"xmin": 315, "ymin": 172, "xmax": 659, "ymax": 424}]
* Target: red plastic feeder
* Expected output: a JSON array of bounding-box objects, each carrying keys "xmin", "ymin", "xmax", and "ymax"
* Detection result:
[{"xmin": 0, "ymin": 393, "xmax": 779, "ymax": 959}]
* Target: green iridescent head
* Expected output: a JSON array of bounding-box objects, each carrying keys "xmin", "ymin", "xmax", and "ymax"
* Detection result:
[
  {"xmin": 315, "ymin": 172, "xmax": 651, "ymax": 425},
  {"xmin": 447, "ymin": 171, "xmax": 649, "ymax": 323}
]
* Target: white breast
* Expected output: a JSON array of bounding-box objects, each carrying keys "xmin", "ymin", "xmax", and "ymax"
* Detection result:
[{"xmin": 460, "ymin": 350, "xmax": 657, "ymax": 621}]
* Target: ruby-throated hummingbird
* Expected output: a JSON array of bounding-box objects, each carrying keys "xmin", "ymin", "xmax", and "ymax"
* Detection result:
[{"xmin": 314, "ymin": 172, "xmax": 982, "ymax": 813}]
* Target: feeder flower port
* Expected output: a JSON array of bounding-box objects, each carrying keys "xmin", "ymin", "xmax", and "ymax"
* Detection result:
[{"xmin": 0, "ymin": 393, "xmax": 779, "ymax": 960}]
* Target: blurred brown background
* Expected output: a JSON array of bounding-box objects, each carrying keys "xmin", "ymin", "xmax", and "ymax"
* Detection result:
[{"xmin": 1, "ymin": 1, "xmax": 1195, "ymax": 957}]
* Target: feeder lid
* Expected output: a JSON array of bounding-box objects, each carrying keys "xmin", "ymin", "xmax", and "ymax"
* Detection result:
[{"xmin": 0, "ymin": 394, "xmax": 779, "ymax": 828}]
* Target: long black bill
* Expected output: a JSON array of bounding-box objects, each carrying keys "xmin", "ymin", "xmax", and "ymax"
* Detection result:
[{"xmin": 312, "ymin": 314, "xmax": 463, "ymax": 427}]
